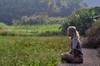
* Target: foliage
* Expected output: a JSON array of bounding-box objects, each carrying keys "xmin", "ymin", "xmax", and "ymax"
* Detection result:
[
  {"xmin": 4, "ymin": 7, "xmax": 100, "ymax": 35},
  {"xmin": 90, "ymin": 7, "xmax": 100, "ymax": 15},
  {"xmin": 86, "ymin": 19, "xmax": 100, "ymax": 36},
  {"xmin": 0, "ymin": 22, "xmax": 7, "ymax": 29},
  {"xmin": 0, "ymin": 0, "xmax": 85, "ymax": 24},
  {"xmin": 61, "ymin": 7, "xmax": 100, "ymax": 35},
  {"xmin": 0, "ymin": 36, "xmax": 70, "ymax": 66},
  {"xmin": 12, "ymin": 15, "xmax": 66, "ymax": 25},
  {"xmin": 83, "ymin": 19, "xmax": 100, "ymax": 48}
]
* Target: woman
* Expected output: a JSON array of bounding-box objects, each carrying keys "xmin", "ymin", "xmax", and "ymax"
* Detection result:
[{"xmin": 61, "ymin": 26, "xmax": 83, "ymax": 63}]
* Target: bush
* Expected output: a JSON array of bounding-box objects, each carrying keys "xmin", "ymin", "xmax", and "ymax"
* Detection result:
[
  {"xmin": 12, "ymin": 15, "xmax": 65, "ymax": 25},
  {"xmin": 0, "ymin": 22, "xmax": 7, "ymax": 29},
  {"xmin": 61, "ymin": 8, "xmax": 98, "ymax": 35},
  {"xmin": 83, "ymin": 19, "xmax": 100, "ymax": 48}
]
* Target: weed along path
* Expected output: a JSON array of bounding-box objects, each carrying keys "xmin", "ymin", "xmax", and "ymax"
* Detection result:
[{"xmin": 58, "ymin": 48, "xmax": 100, "ymax": 66}]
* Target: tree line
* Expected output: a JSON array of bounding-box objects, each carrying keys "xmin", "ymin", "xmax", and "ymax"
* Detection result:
[{"xmin": 0, "ymin": 0, "xmax": 85, "ymax": 24}]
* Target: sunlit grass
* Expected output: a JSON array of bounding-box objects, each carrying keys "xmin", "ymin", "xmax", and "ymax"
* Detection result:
[
  {"xmin": 0, "ymin": 36, "xmax": 70, "ymax": 66},
  {"xmin": 8, "ymin": 24, "xmax": 60, "ymax": 32},
  {"xmin": 0, "ymin": 24, "xmax": 61, "ymax": 36}
]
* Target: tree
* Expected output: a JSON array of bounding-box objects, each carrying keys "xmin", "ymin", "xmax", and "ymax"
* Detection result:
[
  {"xmin": 0, "ymin": 22, "xmax": 7, "ymax": 29},
  {"xmin": 61, "ymin": 8, "xmax": 96, "ymax": 35}
]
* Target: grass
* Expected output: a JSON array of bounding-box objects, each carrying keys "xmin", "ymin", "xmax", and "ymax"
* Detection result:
[
  {"xmin": 8, "ymin": 24, "xmax": 60, "ymax": 32},
  {"xmin": 0, "ymin": 24, "xmax": 69, "ymax": 66},
  {"xmin": 0, "ymin": 24, "xmax": 61, "ymax": 36},
  {"xmin": 0, "ymin": 36, "xmax": 70, "ymax": 66}
]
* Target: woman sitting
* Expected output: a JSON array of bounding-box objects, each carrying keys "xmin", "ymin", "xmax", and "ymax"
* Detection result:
[{"xmin": 61, "ymin": 26, "xmax": 83, "ymax": 64}]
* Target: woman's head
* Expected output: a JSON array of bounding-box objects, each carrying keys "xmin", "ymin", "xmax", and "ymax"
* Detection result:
[
  {"xmin": 67, "ymin": 26, "xmax": 80, "ymax": 39},
  {"xmin": 67, "ymin": 26, "xmax": 76, "ymax": 36}
]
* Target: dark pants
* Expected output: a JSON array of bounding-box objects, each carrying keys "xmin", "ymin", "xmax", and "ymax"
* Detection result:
[{"xmin": 61, "ymin": 52, "xmax": 83, "ymax": 64}]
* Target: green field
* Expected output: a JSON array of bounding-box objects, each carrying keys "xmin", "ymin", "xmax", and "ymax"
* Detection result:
[
  {"xmin": 0, "ymin": 24, "xmax": 61, "ymax": 36},
  {"xmin": 0, "ymin": 24, "xmax": 70, "ymax": 66},
  {"xmin": 9, "ymin": 24, "xmax": 60, "ymax": 32},
  {"xmin": 0, "ymin": 36, "xmax": 70, "ymax": 66}
]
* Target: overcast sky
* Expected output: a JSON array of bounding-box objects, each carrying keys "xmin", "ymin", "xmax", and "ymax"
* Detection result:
[{"xmin": 83, "ymin": 0, "xmax": 100, "ymax": 7}]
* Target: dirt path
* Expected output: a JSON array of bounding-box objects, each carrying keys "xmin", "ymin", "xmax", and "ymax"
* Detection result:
[{"xmin": 58, "ymin": 48, "xmax": 100, "ymax": 66}]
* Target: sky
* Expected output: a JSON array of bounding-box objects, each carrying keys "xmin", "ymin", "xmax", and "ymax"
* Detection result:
[{"xmin": 83, "ymin": 0, "xmax": 100, "ymax": 7}]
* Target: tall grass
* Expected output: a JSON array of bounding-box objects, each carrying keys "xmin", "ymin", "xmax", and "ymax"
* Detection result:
[{"xmin": 0, "ymin": 36, "xmax": 70, "ymax": 66}]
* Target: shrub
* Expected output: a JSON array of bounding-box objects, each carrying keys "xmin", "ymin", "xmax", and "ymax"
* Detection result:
[
  {"xmin": 83, "ymin": 19, "xmax": 100, "ymax": 48},
  {"xmin": 0, "ymin": 22, "xmax": 7, "ymax": 29},
  {"xmin": 61, "ymin": 7, "xmax": 99, "ymax": 35}
]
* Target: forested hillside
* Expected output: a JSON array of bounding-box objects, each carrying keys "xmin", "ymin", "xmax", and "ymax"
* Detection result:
[
  {"xmin": 0, "ymin": 0, "xmax": 100, "ymax": 25},
  {"xmin": 0, "ymin": 0, "xmax": 85, "ymax": 24}
]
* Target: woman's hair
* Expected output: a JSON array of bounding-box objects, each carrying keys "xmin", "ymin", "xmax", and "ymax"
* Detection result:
[{"xmin": 67, "ymin": 26, "xmax": 80, "ymax": 39}]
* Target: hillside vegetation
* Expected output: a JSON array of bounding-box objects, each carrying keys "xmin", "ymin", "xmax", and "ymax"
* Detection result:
[
  {"xmin": 83, "ymin": 19, "xmax": 100, "ymax": 48},
  {"xmin": 0, "ymin": 0, "xmax": 85, "ymax": 24}
]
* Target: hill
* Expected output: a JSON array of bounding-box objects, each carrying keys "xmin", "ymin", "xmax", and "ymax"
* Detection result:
[
  {"xmin": 0, "ymin": 0, "xmax": 85, "ymax": 24},
  {"xmin": 0, "ymin": 0, "xmax": 100, "ymax": 24}
]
